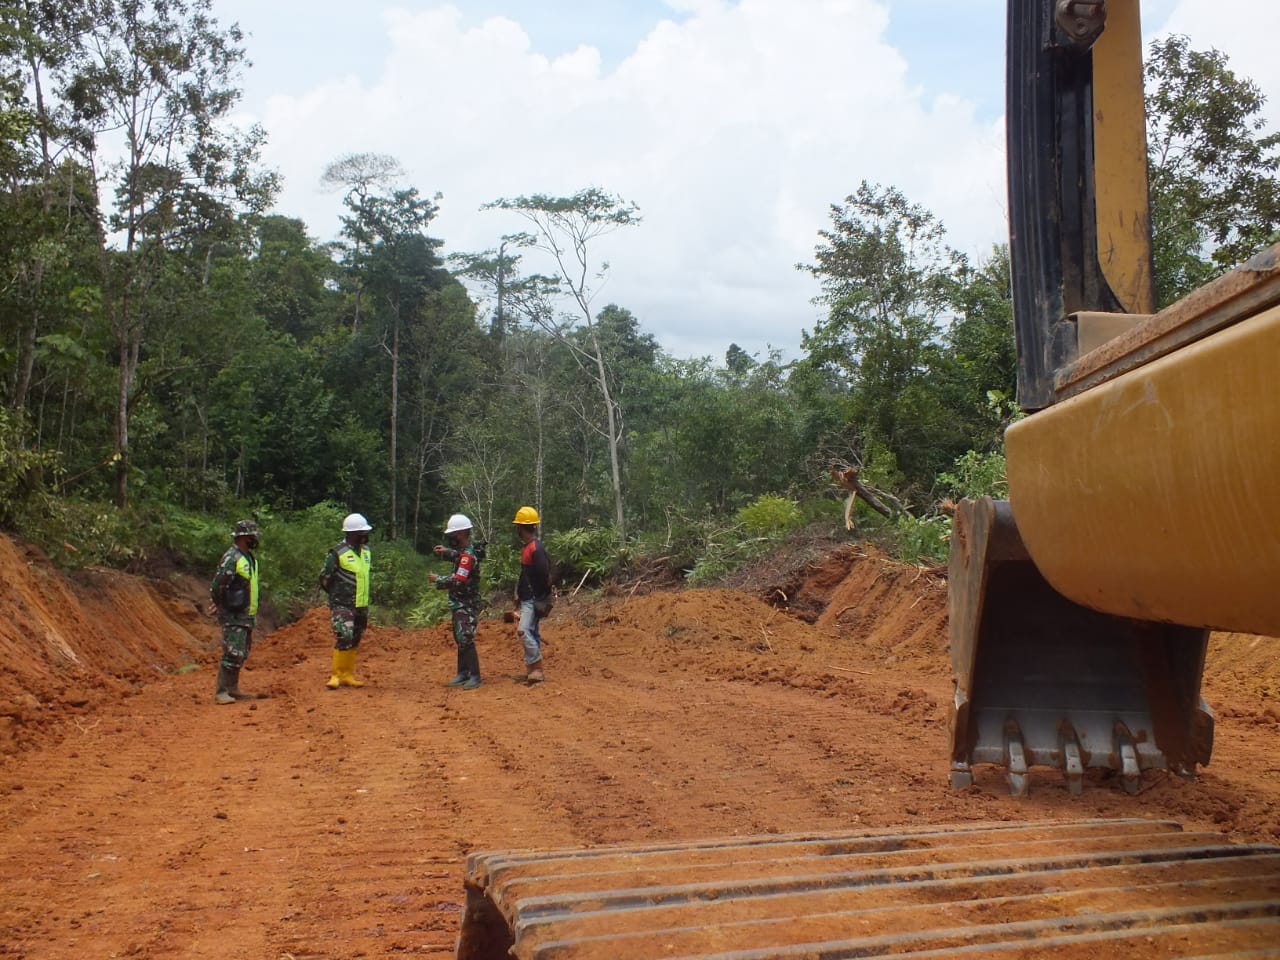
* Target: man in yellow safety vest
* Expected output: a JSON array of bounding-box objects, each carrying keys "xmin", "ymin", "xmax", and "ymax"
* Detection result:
[
  {"xmin": 209, "ymin": 519, "xmax": 262, "ymax": 704},
  {"xmin": 319, "ymin": 513, "xmax": 373, "ymax": 689}
]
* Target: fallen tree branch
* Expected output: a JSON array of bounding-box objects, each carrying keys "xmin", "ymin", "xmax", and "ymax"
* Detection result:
[{"xmin": 830, "ymin": 463, "xmax": 900, "ymax": 529}]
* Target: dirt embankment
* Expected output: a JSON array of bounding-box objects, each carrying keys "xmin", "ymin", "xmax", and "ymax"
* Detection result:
[
  {"xmin": 0, "ymin": 536, "xmax": 1277, "ymax": 959},
  {"xmin": 0, "ymin": 536, "xmax": 211, "ymax": 756}
]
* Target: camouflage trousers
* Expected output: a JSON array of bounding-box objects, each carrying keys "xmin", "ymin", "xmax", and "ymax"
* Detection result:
[
  {"xmin": 220, "ymin": 623, "xmax": 254, "ymax": 670},
  {"xmin": 451, "ymin": 606, "xmax": 479, "ymax": 652},
  {"xmin": 330, "ymin": 605, "xmax": 369, "ymax": 651}
]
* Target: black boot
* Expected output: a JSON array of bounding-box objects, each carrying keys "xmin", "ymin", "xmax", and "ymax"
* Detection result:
[
  {"xmin": 446, "ymin": 648, "xmax": 469, "ymax": 687},
  {"xmin": 461, "ymin": 645, "xmax": 482, "ymax": 690},
  {"xmin": 226, "ymin": 666, "xmax": 255, "ymax": 700},
  {"xmin": 215, "ymin": 665, "xmax": 235, "ymax": 705}
]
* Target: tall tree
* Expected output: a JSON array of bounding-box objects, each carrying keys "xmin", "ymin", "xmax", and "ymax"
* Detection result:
[
  {"xmin": 250, "ymin": 215, "xmax": 341, "ymax": 343},
  {"xmin": 404, "ymin": 283, "xmax": 487, "ymax": 547},
  {"xmin": 321, "ymin": 152, "xmax": 404, "ymax": 334},
  {"xmin": 1146, "ymin": 35, "xmax": 1280, "ymax": 306},
  {"xmin": 945, "ymin": 244, "xmax": 1017, "ymax": 450},
  {"xmin": 799, "ymin": 182, "xmax": 965, "ymax": 490},
  {"xmin": 448, "ymin": 243, "xmax": 557, "ymax": 343},
  {"xmin": 360, "ymin": 186, "xmax": 442, "ymax": 539},
  {"xmin": 62, "ymin": 0, "xmax": 275, "ymax": 505},
  {"xmin": 482, "ymin": 188, "xmax": 641, "ymax": 537},
  {"xmin": 0, "ymin": 2, "xmax": 98, "ymax": 415},
  {"xmin": 450, "ymin": 246, "xmax": 568, "ymax": 518}
]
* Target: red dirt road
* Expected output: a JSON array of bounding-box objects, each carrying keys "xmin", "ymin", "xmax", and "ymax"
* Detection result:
[{"xmin": 1, "ymin": 537, "xmax": 1278, "ymax": 958}]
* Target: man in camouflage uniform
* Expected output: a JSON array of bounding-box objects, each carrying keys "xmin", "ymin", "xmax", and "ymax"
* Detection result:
[
  {"xmin": 430, "ymin": 513, "xmax": 483, "ymax": 689},
  {"xmin": 319, "ymin": 513, "xmax": 373, "ymax": 689},
  {"xmin": 209, "ymin": 520, "xmax": 261, "ymax": 705}
]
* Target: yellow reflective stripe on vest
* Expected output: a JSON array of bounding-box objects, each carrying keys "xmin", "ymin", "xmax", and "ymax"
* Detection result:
[
  {"xmin": 337, "ymin": 546, "xmax": 371, "ymax": 607},
  {"xmin": 234, "ymin": 553, "xmax": 260, "ymax": 616}
]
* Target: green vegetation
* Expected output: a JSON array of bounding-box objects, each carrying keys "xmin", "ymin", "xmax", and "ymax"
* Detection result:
[{"xmin": 1, "ymin": 13, "xmax": 1273, "ymax": 620}]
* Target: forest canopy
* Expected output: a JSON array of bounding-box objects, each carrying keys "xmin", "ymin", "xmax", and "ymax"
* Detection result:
[{"xmin": 1, "ymin": 2, "xmax": 1275, "ymax": 611}]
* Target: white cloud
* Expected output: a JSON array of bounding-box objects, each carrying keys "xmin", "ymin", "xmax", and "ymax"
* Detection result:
[
  {"xmin": 242, "ymin": 0, "xmax": 1278, "ymax": 363},
  {"xmin": 242, "ymin": 0, "xmax": 1010, "ymax": 361}
]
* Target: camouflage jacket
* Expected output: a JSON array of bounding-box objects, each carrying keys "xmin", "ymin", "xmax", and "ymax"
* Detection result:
[
  {"xmin": 435, "ymin": 544, "xmax": 481, "ymax": 610},
  {"xmin": 210, "ymin": 546, "xmax": 258, "ymax": 627}
]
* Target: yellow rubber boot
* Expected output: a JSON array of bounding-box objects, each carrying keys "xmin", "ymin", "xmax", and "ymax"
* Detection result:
[
  {"xmin": 339, "ymin": 648, "xmax": 365, "ymax": 688},
  {"xmin": 325, "ymin": 650, "xmax": 342, "ymax": 690}
]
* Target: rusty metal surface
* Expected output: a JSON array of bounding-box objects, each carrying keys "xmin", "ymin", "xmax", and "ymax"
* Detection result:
[
  {"xmin": 1056, "ymin": 242, "xmax": 1280, "ymax": 399},
  {"xmin": 1071, "ymin": 310, "xmax": 1148, "ymax": 354},
  {"xmin": 455, "ymin": 819, "xmax": 1280, "ymax": 959}
]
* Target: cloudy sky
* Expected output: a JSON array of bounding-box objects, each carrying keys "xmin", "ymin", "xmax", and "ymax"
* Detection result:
[{"xmin": 209, "ymin": 0, "xmax": 1280, "ymax": 362}]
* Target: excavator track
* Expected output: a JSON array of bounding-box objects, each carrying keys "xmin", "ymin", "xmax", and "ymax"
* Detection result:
[{"xmin": 455, "ymin": 818, "xmax": 1280, "ymax": 959}]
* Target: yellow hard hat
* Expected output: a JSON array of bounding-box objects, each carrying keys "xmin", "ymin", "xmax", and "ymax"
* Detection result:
[{"xmin": 513, "ymin": 506, "xmax": 540, "ymax": 525}]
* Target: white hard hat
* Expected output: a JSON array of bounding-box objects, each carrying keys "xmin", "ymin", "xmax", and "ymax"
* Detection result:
[
  {"xmin": 342, "ymin": 512, "xmax": 373, "ymax": 533},
  {"xmin": 444, "ymin": 513, "xmax": 473, "ymax": 534}
]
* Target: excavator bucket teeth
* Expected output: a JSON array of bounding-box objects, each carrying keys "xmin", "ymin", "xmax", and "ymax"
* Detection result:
[
  {"xmin": 948, "ymin": 498, "xmax": 1214, "ymax": 794},
  {"xmin": 455, "ymin": 819, "xmax": 1280, "ymax": 959}
]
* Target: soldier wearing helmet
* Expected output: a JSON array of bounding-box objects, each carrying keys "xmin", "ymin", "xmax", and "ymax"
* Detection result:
[
  {"xmin": 430, "ymin": 513, "xmax": 483, "ymax": 689},
  {"xmin": 208, "ymin": 520, "xmax": 262, "ymax": 704},
  {"xmin": 319, "ymin": 513, "xmax": 373, "ymax": 689},
  {"xmin": 512, "ymin": 506, "xmax": 552, "ymax": 684}
]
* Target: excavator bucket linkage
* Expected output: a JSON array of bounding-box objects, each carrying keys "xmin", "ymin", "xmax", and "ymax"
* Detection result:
[{"xmin": 456, "ymin": 818, "xmax": 1280, "ymax": 959}]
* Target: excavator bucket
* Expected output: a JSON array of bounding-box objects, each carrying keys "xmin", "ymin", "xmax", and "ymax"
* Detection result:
[{"xmin": 948, "ymin": 497, "xmax": 1214, "ymax": 795}]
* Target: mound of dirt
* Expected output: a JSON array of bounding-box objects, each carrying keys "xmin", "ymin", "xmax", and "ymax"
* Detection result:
[{"xmin": 0, "ymin": 536, "xmax": 216, "ymax": 754}]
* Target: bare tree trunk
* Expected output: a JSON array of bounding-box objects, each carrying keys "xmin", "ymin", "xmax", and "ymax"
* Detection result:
[
  {"xmin": 588, "ymin": 332, "xmax": 626, "ymax": 538},
  {"xmin": 533, "ymin": 384, "xmax": 546, "ymax": 524},
  {"xmin": 12, "ymin": 49, "xmax": 54, "ymax": 412},
  {"xmin": 388, "ymin": 311, "xmax": 400, "ymax": 540},
  {"xmin": 12, "ymin": 306, "xmax": 40, "ymax": 412},
  {"xmin": 113, "ymin": 328, "xmax": 139, "ymax": 508}
]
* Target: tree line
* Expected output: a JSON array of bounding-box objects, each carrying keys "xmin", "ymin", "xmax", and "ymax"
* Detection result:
[{"xmin": 1, "ymin": 1, "xmax": 1276, "ymax": 571}]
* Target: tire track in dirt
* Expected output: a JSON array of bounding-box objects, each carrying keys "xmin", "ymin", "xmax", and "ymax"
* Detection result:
[{"xmin": 3, "ymin": 559, "xmax": 1280, "ymax": 959}]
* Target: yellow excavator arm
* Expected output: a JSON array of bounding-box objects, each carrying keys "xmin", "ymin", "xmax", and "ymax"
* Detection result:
[{"xmin": 949, "ymin": 0, "xmax": 1280, "ymax": 795}]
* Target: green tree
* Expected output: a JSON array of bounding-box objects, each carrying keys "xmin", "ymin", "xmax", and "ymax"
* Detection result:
[
  {"xmin": 360, "ymin": 187, "xmax": 444, "ymax": 540},
  {"xmin": 799, "ymin": 182, "xmax": 966, "ymax": 492},
  {"xmin": 944, "ymin": 244, "xmax": 1017, "ymax": 451},
  {"xmin": 1146, "ymin": 35, "xmax": 1280, "ymax": 306},
  {"xmin": 321, "ymin": 152, "xmax": 404, "ymax": 333},
  {"xmin": 451, "ymin": 245, "xmax": 568, "ymax": 522},
  {"xmin": 62, "ymin": 0, "xmax": 276, "ymax": 505},
  {"xmin": 402, "ymin": 282, "xmax": 491, "ymax": 547},
  {"xmin": 251, "ymin": 215, "xmax": 341, "ymax": 343},
  {"xmin": 482, "ymin": 188, "xmax": 641, "ymax": 537},
  {"xmin": 0, "ymin": 3, "xmax": 102, "ymax": 417}
]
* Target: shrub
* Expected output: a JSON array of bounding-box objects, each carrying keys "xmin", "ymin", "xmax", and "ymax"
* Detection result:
[
  {"xmin": 250, "ymin": 501, "xmax": 346, "ymax": 616},
  {"xmin": 15, "ymin": 496, "xmax": 142, "ymax": 570},
  {"xmin": 891, "ymin": 513, "xmax": 951, "ymax": 566},
  {"xmin": 545, "ymin": 525, "xmax": 624, "ymax": 584},
  {"xmin": 480, "ymin": 540, "xmax": 520, "ymax": 595},
  {"xmin": 938, "ymin": 449, "xmax": 1008, "ymax": 500},
  {"xmin": 0, "ymin": 409, "xmax": 60, "ymax": 524},
  {"xmin": 736, "ymin": 494, "xmax": 803, "ymax": 535},
  {"xmin": 149, "ymin": 505, "xmax": 231, "ymax": 570},
  {"xmin": 406, "ymin": 588, "xmax": 452, "ymax": 628}
]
